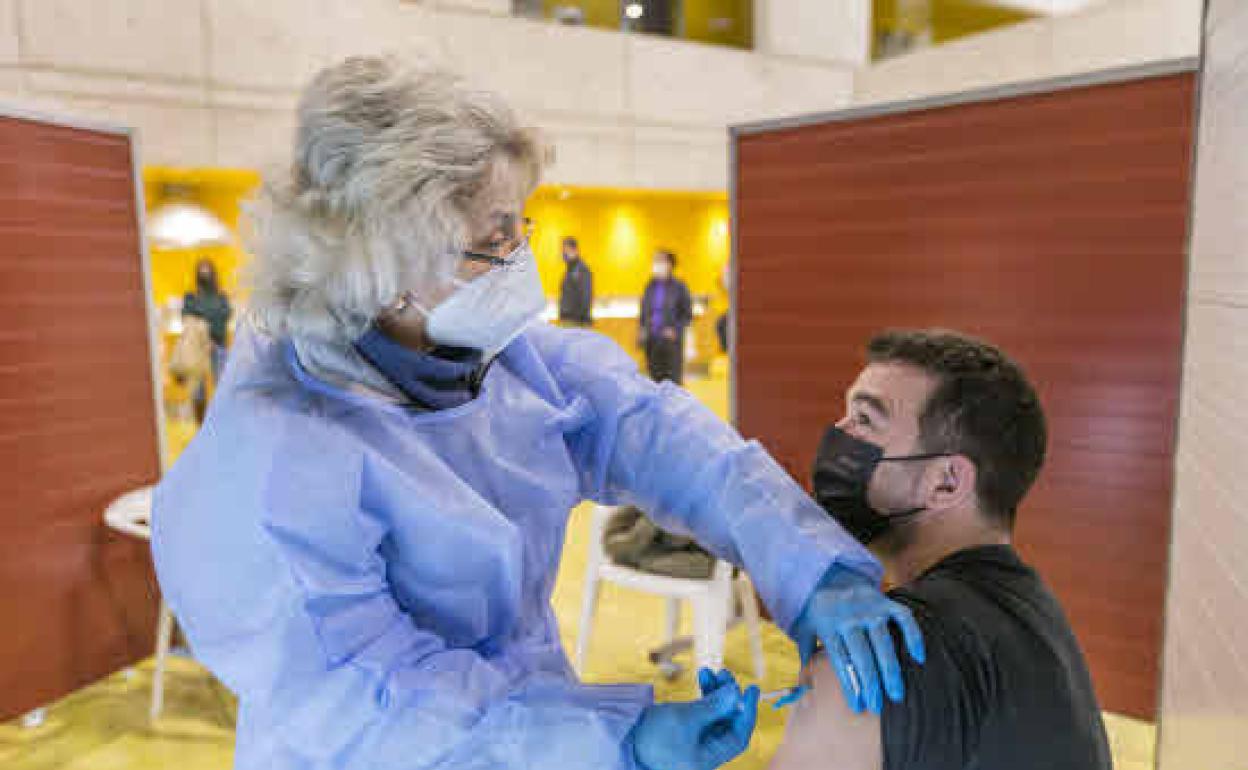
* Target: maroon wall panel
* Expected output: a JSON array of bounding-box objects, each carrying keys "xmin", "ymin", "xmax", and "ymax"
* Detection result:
[
  {"xmin": 734, "ymin": 72, "xmax": 1195, "ymax": 719},
  {"xmin": 0, "ymin": 114, "xmax": 161, "ymax": 719}
]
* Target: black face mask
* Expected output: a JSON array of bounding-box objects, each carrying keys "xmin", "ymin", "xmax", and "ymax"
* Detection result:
[
  {"xmin": 811, "ymin": 425, "xmax": 948, "ymax": 545},
  {"xmin": 197, "ymin": 269, "xmax": 218, "ymax": 294}
]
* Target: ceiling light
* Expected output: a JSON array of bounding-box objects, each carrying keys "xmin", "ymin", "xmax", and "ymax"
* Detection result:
[
  {"xmin": 148, "ymin": 202, "xmax": 231, "ymax": 250},
  {"xmin": 625, "ymin": 3, "xmax": 644, "ymax": 20}
]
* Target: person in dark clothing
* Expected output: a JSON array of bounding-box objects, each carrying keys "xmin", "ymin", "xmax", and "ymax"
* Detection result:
[
  {"xmin": 184, "ymin": 258, "xmax": 232, "ymax": 351},
  {"xmin": 639, "ymin": 249, "xmax": 692, "ymax": 384},
  {"xmin": 557, "ymin": 236, "xmax": 594, "ymax": 326},
  {"xmin": 715, "ymin": 263, "xmax": 730, "ymax": 355},
  {"xmin": 771, "ymin": 329, "xmax": 1111, "ymax": 770},
  {"xmin": 183, "ymin": 258, "xmax": 233, "ymax": 422}
]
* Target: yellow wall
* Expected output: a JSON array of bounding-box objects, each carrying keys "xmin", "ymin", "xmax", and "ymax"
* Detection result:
[
  {"xmin": 527, "ymin": 186, "xmax": 731, "ymax": 372},
  {"xmin": 683, "ymin": 0, "xmax": 752, "ymax": 49},
  {"xmin": 930, "ymin": 0, "xmax": 1033, "ymax": 44},
  {"xmin": 144, "ymin": 167, "xmax": 260, "ymax": 309},
  {"xmin": 540, "ymin": 0, "xmax": 619, "ymax": 30},
  {"xmin": 873, "ymin": 0, "xmax": 1035, "ymax": 52},
  {"xmin": 526, "ymin": 186, "xmax": 730, "ymax": 300},
  {"xmin": 539, "ymin": 0, "xmax": 751, "ymax": 49},
  {"xmin": 144, "ymin": 169, "xmax": 730, "ymax": 323}
]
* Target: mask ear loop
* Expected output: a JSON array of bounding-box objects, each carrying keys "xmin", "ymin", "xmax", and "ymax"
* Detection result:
[
  {"xmin": 363, "ymin": 292, "xmax": 430, "ymax": 343},
  {"xmin": 877, "ymin": 452, "xmax": 951, "ymax": 463},
  {"xmin": 879, "ymin": 507, "xmax": 928, "ymax": 521},
  {"xmin": 391, "ymin": 290, "xmax": 438, "ymax": 320},
  {"xmin": 872, "ymin": 453, "xmax": 955, "ymax": 520}
]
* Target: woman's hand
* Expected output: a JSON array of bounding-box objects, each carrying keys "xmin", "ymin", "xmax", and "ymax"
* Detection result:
[
  {"xmin": 630, "ymin": 668, "xmax": 760, "ymax": 770},
  {"xmin": 789, "ymin": 567, "xmax": 925, "ymax": 714}
]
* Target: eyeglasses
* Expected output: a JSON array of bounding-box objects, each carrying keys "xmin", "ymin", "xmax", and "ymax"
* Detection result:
[{"xmin": 462, "ymin": 236, "xmax": 528, "ymax": 268}]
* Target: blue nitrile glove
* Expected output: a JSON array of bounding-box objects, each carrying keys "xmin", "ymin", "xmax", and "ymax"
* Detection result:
[
  {"xmin": 630, "ymin": 668, "xmax": 761, "ymax": 770},
  {"xmin": 789, "ymin": 566, "xmax": 926, "ymax": 714}
]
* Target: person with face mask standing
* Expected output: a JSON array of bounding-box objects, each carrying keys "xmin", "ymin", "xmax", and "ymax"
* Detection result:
[
  {"xmin": 151, "ymin": 56, "xmax": 924, "ymax": 770},
  {"xmin": 558, "ymin": 236, "xmax": 594, "ymax": 327},
  {"xmin": 181, "ymin": 257, "xmax": 232, "ymax": 422},
  {"xmin": 771, "ymin": 329, "xmax": 1110, "ymax": 770},
  {"xmin": 639, "ymin": 249, "xmax": 693, "ymax": 384}
]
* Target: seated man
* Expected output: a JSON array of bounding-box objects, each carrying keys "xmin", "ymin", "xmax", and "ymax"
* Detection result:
[{"xmin": 771, "ymin": 329, "xmax": 1111, "ymax": 770}]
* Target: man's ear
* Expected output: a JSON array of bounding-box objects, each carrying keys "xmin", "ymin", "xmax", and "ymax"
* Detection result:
[{"xmin": 926, "ymin": 454, "xmax": 977, "ymax": 512}]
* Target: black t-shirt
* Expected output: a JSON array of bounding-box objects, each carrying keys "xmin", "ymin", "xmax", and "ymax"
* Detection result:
[{"xmin": 881, "ymin": 545, "xmax": 1111, "ymax": 770}]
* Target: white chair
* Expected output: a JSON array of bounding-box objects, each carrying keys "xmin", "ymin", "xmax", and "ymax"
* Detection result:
[
  {"xmin": 576, "ymin": 505, "xmax": 765, "ymax": 680},
  {"xmin": 103, "ymin": 485, "xmax": 176, "ymax": 722}
]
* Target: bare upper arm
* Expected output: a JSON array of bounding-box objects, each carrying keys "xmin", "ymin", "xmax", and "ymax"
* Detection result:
[{"xmin": 769, "ymin": 656, "xmax": 883, "ymax": 770}]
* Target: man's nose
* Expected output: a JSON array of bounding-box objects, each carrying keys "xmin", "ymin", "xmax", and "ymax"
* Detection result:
[{"xmin": 834, "ymin": 416, "xmax": 864, "ymax": 439}]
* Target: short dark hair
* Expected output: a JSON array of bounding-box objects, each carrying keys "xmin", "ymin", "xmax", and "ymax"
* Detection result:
[
  {"xmin": 866, "ymin": 329, "xmax": 1047, "ymax": 529},
  {"xmin": 563, "ymin": 236, "xmax": 578, "ymax": 248},
  {"xmin": 656, "ymin": 249, "xmax": 676, "ymax": 267}
]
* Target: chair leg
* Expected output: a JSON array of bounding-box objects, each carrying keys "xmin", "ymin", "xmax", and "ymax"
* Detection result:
[
  {"xmin": 711, "ymin": 582, "xmax": 731, "ymax": 671},
  {"xmin": 575, "ymin": 575, "xmax": 601, "ymax": 677},
  {"xmin": 692, "ymin": 591, "xmax": 728, "ymax": 672},
  {"xmin": 691, "ymin": 594, "xmax": 714, "ymax": 671},
  {"xmin": 664, "ymin": 598, "xmax": 681, "ymax": 645},
  {"xmin": 151, "ymin": 599, "xmax": 175, "ymax": 722},
  {"xmin": 736, "ymin": 577, "xmax": 766, "ymax": 680}
]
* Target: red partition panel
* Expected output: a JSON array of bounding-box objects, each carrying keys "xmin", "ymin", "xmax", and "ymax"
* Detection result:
[
  {"xmin": 733, "ymin": 67, "xmax": 1195, "ymax": 719},
  {"xmin": 0, "ymin": 112, "xmax": 161, "ymax": 719}
]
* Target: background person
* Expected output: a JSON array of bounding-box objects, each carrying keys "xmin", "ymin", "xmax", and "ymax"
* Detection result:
[
  {"xmin": 639, "ymin": 249, "xmax": 692, "ymax": 384},
  {"xmin": 558, "ymin": 235, "xmax": 594, "ymax": 326},
  {"xmin": 181, "ymin": 257, "xmax": 232, "ymax": 422}
]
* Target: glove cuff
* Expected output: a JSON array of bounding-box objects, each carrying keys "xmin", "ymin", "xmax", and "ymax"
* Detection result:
[
  {"xmin": 788, "ymin": 563, "xmax": 881, "ymax": 636},
  {"xmin": 623, "ymin": 717, "xmax": 654, "ymax": 770},
  {"xmin": 817, "ymin": 563, "xmax": 878, "ymax": 592}
]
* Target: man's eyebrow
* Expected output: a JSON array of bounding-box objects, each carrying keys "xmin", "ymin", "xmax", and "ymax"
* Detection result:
[{"xmin": 852, "ymin": 392, "xmax": 890, "ymax": 418}]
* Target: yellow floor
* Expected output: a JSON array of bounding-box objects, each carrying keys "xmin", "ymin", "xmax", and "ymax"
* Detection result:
[{"xmin": 3, "ymin": 373, "xmax": 1156, "ymax": 770}]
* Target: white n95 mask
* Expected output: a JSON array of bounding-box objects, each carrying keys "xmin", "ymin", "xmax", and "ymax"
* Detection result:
[{"xmin": 420, "ymin": 241, "xmax": 546, "ymax": 355}]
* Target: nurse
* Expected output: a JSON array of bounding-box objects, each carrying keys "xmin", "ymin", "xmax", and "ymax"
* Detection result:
[{"xmin": 151, "ymin": 55, "xmax": 923, "ymax": 770}]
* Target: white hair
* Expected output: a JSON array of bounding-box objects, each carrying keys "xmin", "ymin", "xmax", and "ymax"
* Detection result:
[{"xmin": 245, "ymin": 55, "xmax": 542, "ymax": 361}]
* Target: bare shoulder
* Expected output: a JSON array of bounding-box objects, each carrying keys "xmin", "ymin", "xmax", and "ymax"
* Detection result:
[{"xmin": 768, "ymin": 656, "xmax": 883, "ymax": 770}]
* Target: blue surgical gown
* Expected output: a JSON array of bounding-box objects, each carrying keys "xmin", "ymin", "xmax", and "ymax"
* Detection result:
[{"xmin": 151, "ymin": 323, "xmax": 881, "ymax": 770}]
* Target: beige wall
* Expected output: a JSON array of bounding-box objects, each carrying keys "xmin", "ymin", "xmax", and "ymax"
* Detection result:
[
  {"xmin": 0, "ymin": 0, "xmax": 857, "ymax": 191},
  {"xmin": 1157, "ymin": 0, "xmax": 1248, "ymax": 766},
  {"xmin": 3, "ymin": 0, "xmax": 1199, "ymax": 191},
  {"xmin": 853, "ymin": 0, "xmax": 1202, "ymax": 105},
  {"xmin": 755, "ymin": 0, "xmax": 872, "ymax": 65}
]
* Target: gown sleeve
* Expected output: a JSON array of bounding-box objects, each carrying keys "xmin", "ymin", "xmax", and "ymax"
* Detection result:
[{"xmin": 534, "ymin": 326, "xmax": 883, "ymax": 632}]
